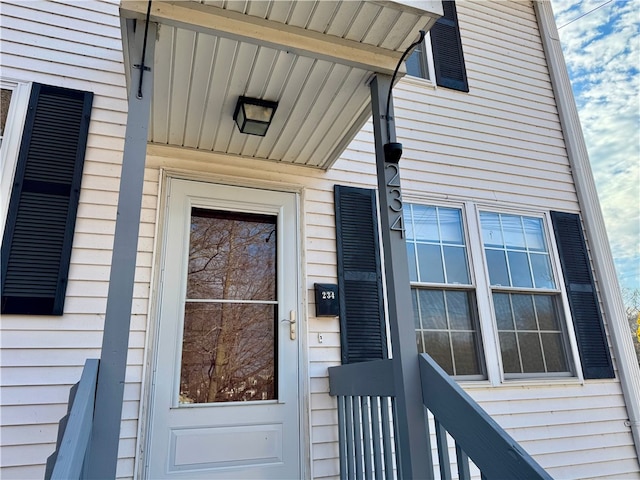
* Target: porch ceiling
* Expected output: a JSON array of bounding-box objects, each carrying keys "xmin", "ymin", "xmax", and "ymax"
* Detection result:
[{"xmin": 120, "ymin": 0, "xmax": 441, "ymax": 169}]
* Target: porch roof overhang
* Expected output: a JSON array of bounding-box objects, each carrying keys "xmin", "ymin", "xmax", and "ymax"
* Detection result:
[{"xmin": 120, "ymin": 0, "xmax": 442, "ymax": 169}]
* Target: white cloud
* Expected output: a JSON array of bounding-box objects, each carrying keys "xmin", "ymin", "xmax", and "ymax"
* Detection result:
[{"xmin": 551, "ymin": 0, "xmax": 640, "ymax": 292}]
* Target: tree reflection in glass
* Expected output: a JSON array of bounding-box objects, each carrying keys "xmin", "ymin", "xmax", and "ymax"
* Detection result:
[{"xmin": 179, "ymin": 208, "xmax": 277, "ymax": 404}]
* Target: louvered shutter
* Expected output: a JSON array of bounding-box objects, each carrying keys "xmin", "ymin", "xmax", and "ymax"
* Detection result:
[
  {"xmin": 430, "ymin": 1, "xmax": 469, "ymax": 92},
  {"xmin": 334, "ymin": 185, "xmax": 387, "ymax": 364},
  {"xmin": 551, "ymin": 211, "xmax": 614, "ymax": 379},
  {"xmin": 1, "ymin": 83, "xmax": 93, "ymax": 315}
]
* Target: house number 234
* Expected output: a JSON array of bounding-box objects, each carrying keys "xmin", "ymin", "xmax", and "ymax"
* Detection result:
[{"xmin": 386, "ymin": 163, "xmax": 405, "ymax": 238}]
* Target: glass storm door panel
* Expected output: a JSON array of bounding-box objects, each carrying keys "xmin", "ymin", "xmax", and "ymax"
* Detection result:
[
  {"xmin": 180, "ymin": 209, "xmax": 277, "ymax": 404},
  {"xmin": 147, "ymin": 179, "xmax": 300, "ymax": 480}
]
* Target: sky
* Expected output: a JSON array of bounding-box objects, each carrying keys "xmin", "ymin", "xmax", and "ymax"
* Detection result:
[{"xmin": 550, "ymin": 0, "xmax": 640, "ymax": 296}]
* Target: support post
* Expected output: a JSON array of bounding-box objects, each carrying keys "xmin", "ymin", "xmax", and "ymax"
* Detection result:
[
  {"xmin": 370, "ymin": 75, "xmax": 431, "ymax": 478},
  {"xmin": 85, "ymin": 19, "xmax": 156, "ymax": 479}
]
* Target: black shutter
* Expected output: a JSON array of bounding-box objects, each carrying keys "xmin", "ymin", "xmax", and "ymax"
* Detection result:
[
  {"xmin": 334, "ymin": 185, "xmax": 387, "ymax": 364},
  {"xmin": 551, "ymin": 211, "xmax": 614, "ymax": 379},
  {"xmin": 430, "ymin": 1, "xmax": 469, "ymax": 92},
  {"xmin": 1, "ymin": 83, "xmax": 93, "ymax": 315}
]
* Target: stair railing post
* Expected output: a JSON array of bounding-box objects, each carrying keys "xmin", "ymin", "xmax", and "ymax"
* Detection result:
[
  {"xmin": 370, "ymin": 74, "xmax": 432, "ymax": 479},
  {"xmin": 84, "ymin": 18, "xmax": 156, "ymax": 479}
]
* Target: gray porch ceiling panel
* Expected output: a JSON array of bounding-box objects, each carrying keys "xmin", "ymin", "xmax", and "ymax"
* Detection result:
[{"xmin": 120, "ymin": 0, "xmax": 441, "ymax": 169}]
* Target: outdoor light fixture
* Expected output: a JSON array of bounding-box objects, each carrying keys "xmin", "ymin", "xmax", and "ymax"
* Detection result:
[
  {"xmin": 384, "ymin": 142, "xmax": 403, "ymax": 163},
  {"xmin": 233, "ymin": 96, "xmax": 278, "ymax": 136}
]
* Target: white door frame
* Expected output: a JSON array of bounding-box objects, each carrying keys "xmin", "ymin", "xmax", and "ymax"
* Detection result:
[{"xmin": 139, "ymin": 175, "xmax": 308, "ymax": 479}]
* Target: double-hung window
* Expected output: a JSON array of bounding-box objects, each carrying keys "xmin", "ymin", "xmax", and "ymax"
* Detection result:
[
  {"xmin": 405, "ymin": 204, "xmax": 484, "ymax": 378},
  {"xmin": 334, "ymin": 186, "xmax": 613, "ymax": 381},
  {"xmin": 406, "ymin": 1, "xmax": 469, "ymax": 92},
  {"xmin": 406, "ymin": 203, "xmax": 576, "ymax": 381},
  {"xmin": 480, "ymin": 211, "xmax": 572, "ymax": 377}
]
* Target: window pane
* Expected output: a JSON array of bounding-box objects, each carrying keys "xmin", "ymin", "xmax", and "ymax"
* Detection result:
[
  {"xmin": 499, "ymin": 332, "xmax": 520, "ymax": 373},
  {"xmin": 512, "ymin": 294, "xmax": 537, "ymax": 330},
  {"xmin": 501, "ymin": 214, "xmax": 526, "ymax": 249},
  {"xmin": 542, "ymin": 333, "xmax": 569, "ymax": 372},
  {"xmin": 535, "ymin": 295, "xmax": 560, "ymax": 330},
  {"xmin": 417, "ymin": 243, "xmax": 444, "ymax": 283},
  {"xmin": 508, "ymin": 251, "xmax": 533, "ymax": 288},
  {"xmin": 413, "ymin": 205, "xmax": 439, "ymax": 241},
  {"xmin": 424, "ymin": 331, "xmax": 453, "ymax": 375},
  {"xmin": 416, "ymin": 331, "xmax": 424, "ymax": 352},
  {"xmin": 407, "ymin": 242, "xmax": 418, "ymax": 281},
  {"xmin": 485, "ymin": 249, "xmax": 509, "ymax": 286},
  {"xmin": 493, "ymin": 293, "xmax": 514, "ymax": 330},
  {"xmin": 414, "ymin": 289, "xmax": 482, "ymax": 376},
  {"xmin": 444, "ymin": 246, "xmax": 470, "ymax": 284},
  {"xmin": 404, "ymin": 207, "xmax": 415, "ymax": 240},
  {"xmin": 531, "ymin": 253, "xmax": 555, "ymax": 289},
  {"xmin": 496, "ymin": 293, "xmax": 569, "ymax": 376},
  {"xmin": 181, "ymin": 302, "xmax": 276, "ymax": 403},
  {"xmin": 480, "ymin": 212, "xmax": 503, "ymax": 247},
  {"xmin": 419, "ymin": 289, "xmax": 447, "ymax": 329},
  {"xmin": 519, "ymin": 333, "xmax": 545, "ymax": 373},
  {"xmin": 412, "ymin": 289, "xmax": 421, "ymax": 329},
  {"xmin": 187, "ymin": 209, "xmax": 276, "ymax": 300},
  {"xmin": 452, "ymin": 332, "xmax": 480, "ymax": 375},
  {"xmin": 406, "ymin": 50, "xmax": 423, "ymax": 77},
  {"xmin": 447, "ymin": 290, "xmax": 472, "ymax": 330},
  {"xmin": 439, "ymin": 208, "xmax": 464, "ymax": 244},
  {"xmin": 524, "ymin": 217, "xmax": 546, "ymax": 252},
  {"xmin": 1, "ymin": 88, "xmax": 12, "ymax": 137}
]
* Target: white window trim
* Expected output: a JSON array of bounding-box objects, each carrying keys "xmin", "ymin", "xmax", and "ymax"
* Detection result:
[{"xmin": 1, "ymin": 79, "xmax": 31, "ymax": 233}]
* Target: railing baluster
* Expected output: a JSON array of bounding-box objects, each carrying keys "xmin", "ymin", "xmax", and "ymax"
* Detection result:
[
  {"xmin": 435, "ymin": 419, "xmax": 452, "ymax": 480},
  {"xmin": 353, "ymin": 397, "xmax": 364, "ymax": 480},
  {"xmin": 346, "ymin": 396, "xmax": 356, "ymax": 480},
  {"xmin": 338, "ymin": 396, "xmax": 348, "ymax": 480},
  {"xmin": 381, "ymin": 396, "xmax": 394, "ymax": 480},
  {"xmin": 330, "ymin": 355, "xmax": 554, "ymax": 480},
  {"xmin": 371, "ymin": 397, "xmax": 384, "ymax": 480},
  {"xmin": 361, "ymin": 397, "xmax": 374, "ymax": 479},
  {"xmin": 455, "ymin": 442, "xmax": 471, "ymax": 480},
  {"xmin": 392, "ymin": 398, "xmax": 404, "ymax": 479},
  {"xmin": 423, "ymin": 408, "xmax": 435, "ymax": 480}
]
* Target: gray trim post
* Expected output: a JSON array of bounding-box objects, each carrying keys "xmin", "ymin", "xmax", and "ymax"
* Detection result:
[
  {"xmin": 370, "ymin": 74, "xmax": 432, "ymax": 478},
  {"xmin": 85, "ymin": 19, "xmax": 156, "ymax": 479}
]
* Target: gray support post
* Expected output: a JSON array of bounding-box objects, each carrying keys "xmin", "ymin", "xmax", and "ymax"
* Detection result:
[
  {"xmin": 370, "ymin": 74, "xmax": 431, "ymax": 478},
  {"xmin": 85, "ymin": 19, "xmax": 156, "ymax": 479}
]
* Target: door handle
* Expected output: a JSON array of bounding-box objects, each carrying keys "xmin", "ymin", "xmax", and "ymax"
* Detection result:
[{"xmin": 281, "ymin": 310, "xmax": 296, "ymax": 340}]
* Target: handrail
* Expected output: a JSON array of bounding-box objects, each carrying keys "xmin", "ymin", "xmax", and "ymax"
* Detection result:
[
  {"xmin": 329, "ymin": 355, "xmax": 553, "ymax": 479},
  {"xmin": 49, "ymin": 359, "xmax": 99, "ymax": 480},
  {"xmin": 419, "ymin": 353, "xmax": 552, "ymax": 480}
]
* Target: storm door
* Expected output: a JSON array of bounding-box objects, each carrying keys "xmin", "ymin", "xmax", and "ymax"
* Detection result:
[{"xmin": 146, "ymin": 179, "xmax": 300, "ymax": 479}]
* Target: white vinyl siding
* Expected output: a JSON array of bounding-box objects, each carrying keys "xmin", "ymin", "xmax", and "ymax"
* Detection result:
[{"xmin": 0, "ymin": 0, "xmax": 132, "ymax": 478}]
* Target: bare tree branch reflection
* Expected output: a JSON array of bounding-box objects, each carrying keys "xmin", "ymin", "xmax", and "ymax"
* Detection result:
[{"xmin": 180, "ymin": 209, "xmax": 277, "ymax": 403}]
